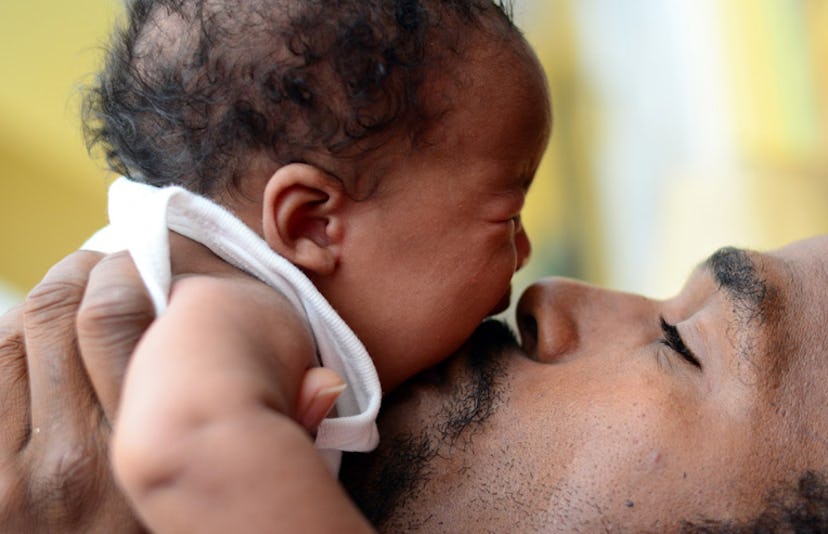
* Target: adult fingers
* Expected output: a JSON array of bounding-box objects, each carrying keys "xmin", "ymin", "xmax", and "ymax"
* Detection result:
[
  {"xmin": 0, "ymin": 303, "xmax": 30, "ymax": 454},
  {"xmin": 23, "ymin": 250, "xmax": 104, "ymax": 442},
  {"xmin": 1, "ymin": 250, "xmax": 144, "ymax": 533},
  {"xmin": 77, "ymin": 250, "xmax": 154, "ymax": 423}
]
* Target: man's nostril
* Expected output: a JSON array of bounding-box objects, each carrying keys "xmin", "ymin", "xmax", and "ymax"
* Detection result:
[{"xmin": 518, "ymin": 313, "xmax": 538, "ymax": 356}]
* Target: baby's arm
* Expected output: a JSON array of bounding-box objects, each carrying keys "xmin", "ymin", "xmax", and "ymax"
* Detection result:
[{"xmin": 111, "ymin": 274, "xmax": 372, "ymax": 533}]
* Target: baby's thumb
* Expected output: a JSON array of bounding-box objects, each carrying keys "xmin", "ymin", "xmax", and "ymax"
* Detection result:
[{"xmin": 296, "ymin": 367, "xmax": 346, "ymax": 434}]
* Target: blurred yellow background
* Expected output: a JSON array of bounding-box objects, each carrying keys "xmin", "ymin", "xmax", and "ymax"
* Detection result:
[
  {"xmin": 1, "ymin": 1, "xmax": 827, "ymax": 312},
  {"xmin": 0, "ymin": 1, "xmax": 119, "ymax": 309}
]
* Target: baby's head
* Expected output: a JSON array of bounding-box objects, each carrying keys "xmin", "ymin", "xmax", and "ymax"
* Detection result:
[{"xmin": 85, "ymin": 0, "xmax": 551, "ymax": 389}]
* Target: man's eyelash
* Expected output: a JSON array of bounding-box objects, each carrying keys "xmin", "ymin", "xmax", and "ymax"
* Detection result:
[{"xmin": 659, "ymin": 317, "xmax": 702, "ymax": 369}]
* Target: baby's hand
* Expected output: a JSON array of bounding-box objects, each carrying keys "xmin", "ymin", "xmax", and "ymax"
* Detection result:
[{"xmin": 295, "ymin": 367, "xmax": 346, "ymax": 434}]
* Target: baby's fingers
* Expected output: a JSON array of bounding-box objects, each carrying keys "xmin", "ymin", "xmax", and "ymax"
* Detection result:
[{"xmin": 296, "ymin": 367, "xmax": 345, "ymax": 433}]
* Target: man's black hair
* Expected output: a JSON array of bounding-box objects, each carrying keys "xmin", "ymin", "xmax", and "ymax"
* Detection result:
[{"xmin": 83, "ymin": 0, "xmax": 515, "ymax": 197}]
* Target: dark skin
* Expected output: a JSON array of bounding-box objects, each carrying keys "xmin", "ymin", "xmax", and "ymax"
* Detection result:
[{"xmin": 0, "ymin": 251, "xmax": 149, "ymax": 532}]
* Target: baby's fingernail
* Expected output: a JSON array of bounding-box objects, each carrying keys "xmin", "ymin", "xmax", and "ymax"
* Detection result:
[
  {"xmin": 316, "ymin": 382, "xmax": 347, "ymax": 399},
  {"xmin": 302, "ymin": 383, "xmax": 347, "ymax": 432}
]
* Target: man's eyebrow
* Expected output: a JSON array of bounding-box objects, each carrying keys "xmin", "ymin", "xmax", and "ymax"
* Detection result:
[{"xmin": 702, "ymin": 246, "xmax": 770, "ymax": 322}]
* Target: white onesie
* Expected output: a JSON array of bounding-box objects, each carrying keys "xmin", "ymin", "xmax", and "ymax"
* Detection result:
[{"xmin": 84, "ymin": 177, "xmax": 381, "ymax": 472}]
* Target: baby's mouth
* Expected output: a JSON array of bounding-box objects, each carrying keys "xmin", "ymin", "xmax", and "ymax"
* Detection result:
[{"xmin": 488, "ymin": 286, "xmax": 512, "ymax": 316}]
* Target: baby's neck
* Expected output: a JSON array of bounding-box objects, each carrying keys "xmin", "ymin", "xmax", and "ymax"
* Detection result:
[{"xmin": 168, "ymin": 231, "xmax": 247, "ymax": 281}]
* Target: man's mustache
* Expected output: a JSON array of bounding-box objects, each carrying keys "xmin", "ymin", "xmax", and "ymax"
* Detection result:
[{"xmin": 340, "ymin": 319, "xmax": 518, "ymax": 527}]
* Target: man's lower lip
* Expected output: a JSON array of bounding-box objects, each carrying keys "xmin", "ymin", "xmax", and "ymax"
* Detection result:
[
  {"xmin": 402, "ymin": 350, "xmax": 465, "ymax": 393},
  {"xmin": 415, "ymin": 362, "xmax": 448, "ymax": 386}
]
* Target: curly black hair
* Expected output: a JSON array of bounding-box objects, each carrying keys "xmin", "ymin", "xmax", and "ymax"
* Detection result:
[{"xmin": 83, "ymin": 0, "xmax": 516, "ymax": 197}]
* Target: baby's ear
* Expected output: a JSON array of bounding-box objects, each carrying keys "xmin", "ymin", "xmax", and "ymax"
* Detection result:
[{"xmin": 262, "ymin": 163, "xmax": 346, "ymax": 276}]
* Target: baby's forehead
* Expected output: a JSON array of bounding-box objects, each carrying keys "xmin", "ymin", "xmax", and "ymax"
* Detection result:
[{"xmin": 421, "ymin": 33, "xmax": 546, "ymax": 115}]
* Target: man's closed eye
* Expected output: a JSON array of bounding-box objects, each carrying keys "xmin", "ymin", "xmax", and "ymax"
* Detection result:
[{"xmin": 659, "ymin": 317, "xmax": 702, "ymax": 370}]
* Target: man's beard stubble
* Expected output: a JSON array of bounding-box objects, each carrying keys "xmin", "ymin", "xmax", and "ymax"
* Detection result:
[{"xmin": 339, "ymin": 319, "xmax": 520, "ymax": 529}]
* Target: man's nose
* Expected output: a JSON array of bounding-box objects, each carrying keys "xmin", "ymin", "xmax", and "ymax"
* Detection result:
[
  {"xmin": 515, "ymin": 278, "xmax": 656, "ymax": 363},
  {"xmin": 516, "ymin": 278, "xmax": 580, "ymax": 361}
]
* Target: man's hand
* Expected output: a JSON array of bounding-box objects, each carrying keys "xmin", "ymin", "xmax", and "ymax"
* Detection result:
[
  {"xmin": 0, "ymin": 248, "xmax": 350, "ymax": 532},
  {"xmin": 0, "ymin": 250, "xmax": 153, "ymax": 533}
]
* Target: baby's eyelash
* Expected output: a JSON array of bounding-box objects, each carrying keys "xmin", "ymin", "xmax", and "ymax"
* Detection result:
[{"xmin": 659, "ymin": 317, "xmax": 702, "ymax": 369}]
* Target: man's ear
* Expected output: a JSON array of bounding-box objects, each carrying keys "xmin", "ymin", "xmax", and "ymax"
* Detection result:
[{"xmin": 262, "ymin": 163, "xmax": 346, "ymax": 276}]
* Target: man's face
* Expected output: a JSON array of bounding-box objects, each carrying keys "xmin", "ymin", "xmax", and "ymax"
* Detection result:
[{"xmin": 341, "ymin": 235, "xmax": 828, "ymax": 531}]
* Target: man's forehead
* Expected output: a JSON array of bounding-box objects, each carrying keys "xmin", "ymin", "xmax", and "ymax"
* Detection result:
[
  {"xmin": 697, "ymin": 238, "xmax": 828, "ymax": 381},
  {"xmin": 772, "ymin": 235, "xmax": 828, "ymax": 326}
]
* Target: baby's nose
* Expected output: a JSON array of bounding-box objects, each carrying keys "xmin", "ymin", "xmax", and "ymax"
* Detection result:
[{"xmin": 515, "ymin": 221, "xmax": 531, "ymax": 271}]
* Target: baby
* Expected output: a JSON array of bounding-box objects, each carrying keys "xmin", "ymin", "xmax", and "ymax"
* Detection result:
[{"xmin": 83, "ymin": 0, "xmax": 551, "ymax": 531}]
